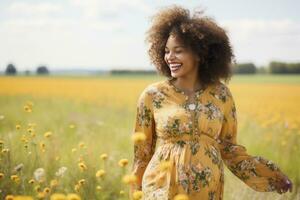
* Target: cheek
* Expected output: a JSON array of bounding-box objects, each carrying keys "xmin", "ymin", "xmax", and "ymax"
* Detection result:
[{"xmin": 164, "ymin": 54, "xmax": 169, "ymax": 64}]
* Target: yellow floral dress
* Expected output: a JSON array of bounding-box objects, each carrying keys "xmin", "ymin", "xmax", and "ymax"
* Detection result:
[{"xmin": 132, "ymin": 79, "xmax": 284, "ymax": 200}]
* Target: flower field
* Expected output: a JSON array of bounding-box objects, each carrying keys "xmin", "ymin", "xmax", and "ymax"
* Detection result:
[{"xmin": 0, "ymin": 75, "xmax": 299, "ymax": 200}]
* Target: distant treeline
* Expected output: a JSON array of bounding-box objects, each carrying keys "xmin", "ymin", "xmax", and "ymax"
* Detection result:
[
  {"xmin": 3, "ymin": 63, "xmax": 49, "ymax": 75},
  {"xmin": 233, "ymin": 62, "xmax": 300, "ymax": 74},
  {"xmin": 2, "ymin": 61, "xmax": 300, "ymax": 75},
  {"xmin": 110, "ymin": 69, "xmax": 157, "ymax": 75}
]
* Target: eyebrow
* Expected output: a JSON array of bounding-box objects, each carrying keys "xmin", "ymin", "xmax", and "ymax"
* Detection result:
[{"xmin": 165, "ymin": 46, "xmax": 185, "ymax": 49}]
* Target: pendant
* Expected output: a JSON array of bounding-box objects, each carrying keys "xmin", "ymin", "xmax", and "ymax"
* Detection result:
[{"xmin": 188, "ymin": 103, "xmax": 196, "ymax": 110}]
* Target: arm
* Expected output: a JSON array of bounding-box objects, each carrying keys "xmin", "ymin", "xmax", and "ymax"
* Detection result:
[
  {"xmin": 131, "ymin": 87, "xmax": 156, "ymax": 193},
  {"xmin": 217, "ymin": 86, "xmax": 292, "ymax": 192}
]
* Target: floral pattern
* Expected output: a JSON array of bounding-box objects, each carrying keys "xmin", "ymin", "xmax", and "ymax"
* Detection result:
[
  {"xmin": 163, "ymin": 117, "xmax": 193, "ymax": 136},
  {"xmin": 178, "ymin": 163, "xmax": 212, "ymax": 193},
  {"xmin": 131, "ymin": 80, "xmax": 286, "ymax": 199}
]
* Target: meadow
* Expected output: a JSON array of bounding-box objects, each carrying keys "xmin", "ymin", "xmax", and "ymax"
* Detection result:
[{"xmin": 0, "ymin": 74, "xmax": 299, "ymax": 200}]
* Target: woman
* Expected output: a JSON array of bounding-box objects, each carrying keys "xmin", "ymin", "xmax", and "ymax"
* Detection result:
[{"xmin": 131, "ymin": 5, "xmax": 292, "ymax": 200}]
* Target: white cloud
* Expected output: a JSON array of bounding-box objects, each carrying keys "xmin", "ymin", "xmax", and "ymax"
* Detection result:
[
  {"xmin": 221, "ymin": 19, "xmax": 300, "ymax": 40},
  {"xmin": 69, "ymin": 0, "xmax": 153, "ymax": 19},
  {"xmin": 7, "ymin": 2, "xmax": 63, "ymax": 16},
  {"xmin": 219, "ymin": 19, "xmax": 300, "ymax": 65},
  {"xmin": 2, "ymin": 17, "xmax": 124, "ymax": 32}
]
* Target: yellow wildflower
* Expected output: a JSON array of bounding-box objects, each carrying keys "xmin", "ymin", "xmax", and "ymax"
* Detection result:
[
  {"xmin": 50, "ymin": 179, "xmax": 59, "ymax": 187},
  {"xmin": 40, "ymin": 142, "xmax": 46, "ymax": 152},
  {"xmin": 35, "ymin": 185, "xmax": 41, "ymax": 192},
  {"xmin": 100, "ymin": 153, "xmax": 108, "ymax": 160},
  {"xmin": 50, "ymin": 193, "xmax": 67, "ymax": 200},
  {"xmin": 174, "ymin": 194, "xmax": 189, "ymax": 200},
  {"xmin": 74, "ymin": 184, "xmax": 80, "ymax": 192},
  {"xmin": 31, "ymin": 132, "xmax": 36, "ymax": 137},
  {"xmin": 27, "ymin": 128, "xmax": 34, "ymax": 133},
  {"xmin": 69, "ymin": 124, "xmax": 75, "ymax": 129},
  {"xmin": 66, "ymin": 193, "xmax": 81, "ymax": 200},
  {"xmin": 36, "ymin": 192, "xmax": 45, "ymax": 199},
  {"xmin": 132, "ymin": 190, "xmax": 143, "ymax": 200},
  {"xmin": 118, "ymin": 158, "xmax": 129, "ymax": 167},
  {"xmin": 10, "ymin": 174, "xmax": 20, "ymax": 183},
  {"xmin": 122, "ymin": 174, "xmax": 137, "ymax": 185},
  {"xmin": 26, "ymin": 101, "xmax": 34, "ymax": 107},
  {"xmin": 96, "ymin": 185, "xmax": 102, "ymax": 191},
  {"xmin": 71, "ymin": 148, "xmax": 77, "ymax": 153},
  {"xmin": 119, "ymin": 190, "xmax": 125, "ymax": 195},
  {"xmin": 78, "ymin": 142, "xmax": 85, "ymax": 148},
  {"xmin": 16, "ymin": 124, "xmax": 21, "ymax": 130},
  {"xmin": 5, "ymin": 195, "xmax": 14, "ymax": 200},
  {"xmin": 28, "ymin": 123, "xmax": 36, "ymax": 128},
  {"xmin": 2, "ymin": 148, "xmax": 9, "ymax": 153},
  {"xmin": 78, "ymin": 162, "xmax": 87, "ymax": 171},
  {"xmin": 131, "ymin": 132, "xmax": 146, "ymax": 143},
  {"xmin": 28, "ymin": 179, "xmax": 35, "ymax": 184},
  {"xmin": 24, "ymin": 105, "xmax": 32, "ymax": 113},
  {"xmin": 96, "ymin": 169, "xmax": 106, "ymax": 178},
  {"xmin": 78, "ymin": 179, "xmax": 85, "ymax": 186},
  {"xmin": 43, "ymin": 187, "xmax": 51, "ymax": 194},
  {"xmin": 44, "ymin": 131, "xmax": 52, "ymax": 138},
  {"xmin": 21, "ymin": 135, "xmax": 28, "ymax": 143},
  {"xmin": 14, "ymin": 196, "xmax": 34, "ymax": 200}
]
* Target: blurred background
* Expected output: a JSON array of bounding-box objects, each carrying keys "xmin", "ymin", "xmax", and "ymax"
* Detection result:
[
  {"xmin": 0, "ymin": 0, "xmax": 299, "ymax": 200},
  {"xmin": 0, "ymin": 0, "xmax": 299, "ymax": 74}
]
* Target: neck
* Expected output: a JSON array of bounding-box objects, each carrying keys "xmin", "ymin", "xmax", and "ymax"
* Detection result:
[{"xmin": 173, "ymin": 75, "xmax": 202, "ymax": 93}]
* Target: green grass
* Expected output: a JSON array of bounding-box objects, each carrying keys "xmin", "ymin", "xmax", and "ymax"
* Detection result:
[{"xmin": 0, "ymin": 75, "xmax": 299, "ymax": 199}]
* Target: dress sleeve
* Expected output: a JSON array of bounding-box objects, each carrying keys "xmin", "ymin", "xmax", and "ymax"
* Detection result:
[
  {"xmin": 131, "ymin": 88, "xmax": 156, "ymax": 192},
  {"xmin": 218, "ymin": 86, "xmax": 285, "ymax": 192}
]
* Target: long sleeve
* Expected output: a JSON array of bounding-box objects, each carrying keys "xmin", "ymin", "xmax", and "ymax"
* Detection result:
[
  {"xmin": 131, "ymin": 88, "xmax": 156, "ymax": 192},
  {"xmin": 218, "ymin": 86, "xmax": 284, "ymax": 192}
]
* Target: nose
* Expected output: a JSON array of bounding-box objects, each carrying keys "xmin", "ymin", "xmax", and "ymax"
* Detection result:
[{"xmin": 166, "ymin": 51, "xmax": 176, "ymax": 61}]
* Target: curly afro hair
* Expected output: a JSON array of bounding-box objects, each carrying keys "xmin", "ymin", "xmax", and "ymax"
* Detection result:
[{"xmin": 146, "ymin": 5, "xmax": 235, "ymax": 86}]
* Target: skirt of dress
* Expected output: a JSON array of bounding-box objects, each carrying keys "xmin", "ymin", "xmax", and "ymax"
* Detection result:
[{"xmin": 142, "ymin": 135, "xmax": 224, "ymax": 200}]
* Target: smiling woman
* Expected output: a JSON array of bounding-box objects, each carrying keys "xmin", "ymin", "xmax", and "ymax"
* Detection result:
[
  {"xmin": 130, "ymin": 5, "xmax": 293, "ymax": 200},
  {"xmin": 146, "ymin": 5, "xmax": 233, "ymax": 89}
]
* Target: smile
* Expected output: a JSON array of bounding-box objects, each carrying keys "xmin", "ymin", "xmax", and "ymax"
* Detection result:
[{"xmin": 169, "ymin": 63, "xmax": 182, "ymax": 72}]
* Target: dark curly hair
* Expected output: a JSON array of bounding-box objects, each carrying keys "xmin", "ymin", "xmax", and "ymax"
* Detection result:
[{"xmin": 146, "ymin": 5, "xmax": 235, "ymax": 86}]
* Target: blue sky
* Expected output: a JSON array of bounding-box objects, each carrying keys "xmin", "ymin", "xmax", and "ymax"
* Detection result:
[{"xmin": 0, "ymin": 0, "xmax": 299, "ymax": 70}]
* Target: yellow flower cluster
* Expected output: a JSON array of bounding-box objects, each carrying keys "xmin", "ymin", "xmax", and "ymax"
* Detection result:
[
  {"xmin": 131, "ymin": 132, "xmax": 146, "ymax": 143},
  {"xmin": 23, "ymin": 101, "xmax": 34, "ymax": 113}
]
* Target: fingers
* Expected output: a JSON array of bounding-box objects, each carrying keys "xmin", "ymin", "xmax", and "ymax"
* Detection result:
[
  {"xmin": 276, "ymin": 178, "xmax": 293, "ymax": 194},
  {"xmin": 288, "ymin": 181, "xmax": 293, "ymax": 193}
]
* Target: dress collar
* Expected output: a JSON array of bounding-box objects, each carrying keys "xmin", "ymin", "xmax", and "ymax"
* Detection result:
[{"xmin": 165, "ymin": 78, "xmax": 208, "ymax": 97}]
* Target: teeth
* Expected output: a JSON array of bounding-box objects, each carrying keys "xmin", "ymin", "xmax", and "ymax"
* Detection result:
[{"xmin": 169, "ymin": 63, "xmax": 182, "ymax": 68}]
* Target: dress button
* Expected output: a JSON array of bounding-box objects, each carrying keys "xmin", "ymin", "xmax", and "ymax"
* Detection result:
[{"xmin": 188, "ymin": 103, "xmax": 196, "ymax": 110}]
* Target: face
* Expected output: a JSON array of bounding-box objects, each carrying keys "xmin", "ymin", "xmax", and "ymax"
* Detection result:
[{"xmin": 164, "ymin": 35, "xmax": 200, "ymax": 79}]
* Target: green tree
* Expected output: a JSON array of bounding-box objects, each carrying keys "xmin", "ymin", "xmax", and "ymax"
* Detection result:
[{"xmin": 5, "ymin": 63, "xmax": 17, "ymax": 75}]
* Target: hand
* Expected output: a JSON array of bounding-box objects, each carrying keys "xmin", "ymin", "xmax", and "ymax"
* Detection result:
[{"xmin": 274, "ymin": 173, "xmax": 293, "ymax": 194}]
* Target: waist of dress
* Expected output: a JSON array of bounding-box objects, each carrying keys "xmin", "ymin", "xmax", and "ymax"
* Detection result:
[{"xmin": 156, "ymin": 133, "xmax": 221, "ymax": 146}]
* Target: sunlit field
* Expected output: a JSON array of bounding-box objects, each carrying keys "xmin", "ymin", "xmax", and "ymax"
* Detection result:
[{"xmin": 0, "ymin": 75, "xmax": 299, "ymax": 200}]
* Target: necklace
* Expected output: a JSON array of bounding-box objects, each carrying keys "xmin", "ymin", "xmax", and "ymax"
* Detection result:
[{"xmin": 167, "ymin": 79, "xmax": 205, "ymax": 96}]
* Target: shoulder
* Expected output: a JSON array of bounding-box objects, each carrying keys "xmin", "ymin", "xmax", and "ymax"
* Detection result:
[
  {"xmin": 208, "ymin": 81, "xmax": 234, "ymax": 103},
  {"xmin": 138, "ymin": 80, "xmax": 166, "ymax": 101},
  {"xmin": 141, "ymin": 80, "xmax": 168, "ymax": 96}
]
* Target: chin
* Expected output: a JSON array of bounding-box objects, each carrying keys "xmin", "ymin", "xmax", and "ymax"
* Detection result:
[{"xmin": 171, "ymin": 72, "xmax": 184, "ymax": 78}]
